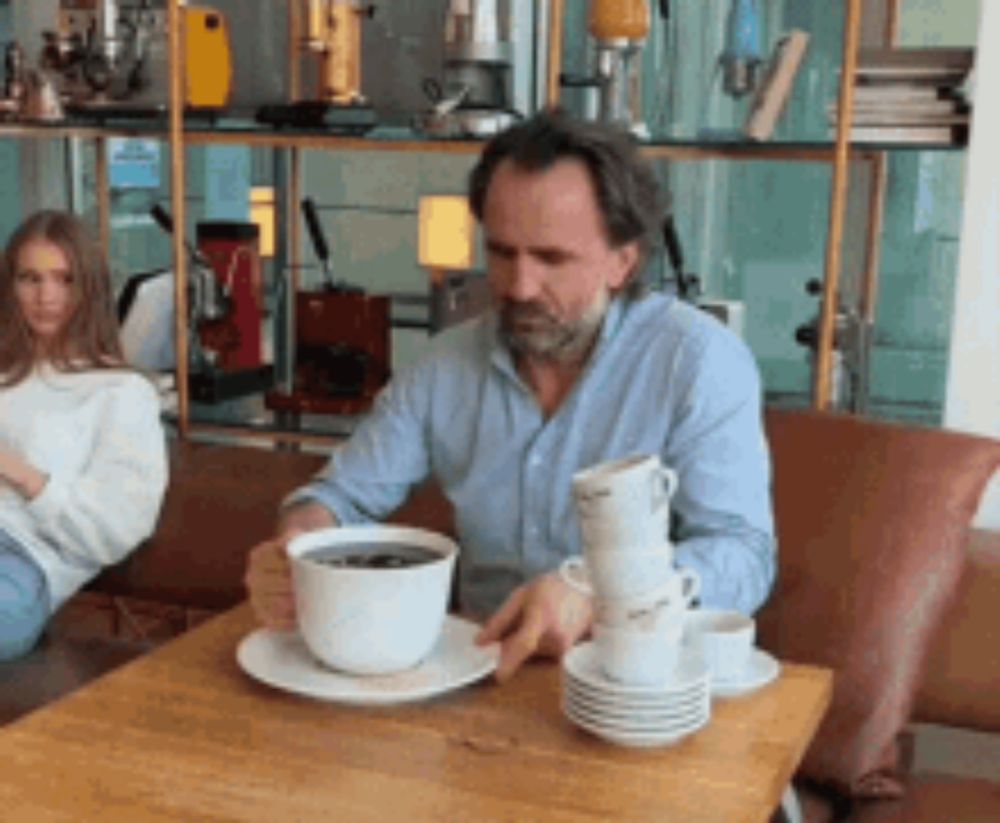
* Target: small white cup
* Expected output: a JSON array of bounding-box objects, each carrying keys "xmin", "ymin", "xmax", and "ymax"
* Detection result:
[
  {"xmin": 593, "ymin": 619, "xmax": 685, "ymax": 685},
  {"xmin": 593, "ymin": 569, "xmax": 699, "ymax": 631},
  {"xmin": 572, "ymin": 454, "xmax": 677, "ymax": 553},
  {"xmin": 559, "ymin": 545, "xmax": 674, "ymax": 600},
  {"xmin": 684, "ymin": 609, "xmax": 756, "ymax": 683}
]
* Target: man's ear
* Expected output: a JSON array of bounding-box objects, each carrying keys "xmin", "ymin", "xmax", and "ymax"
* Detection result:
[{"xmin": 607, "ymin": 240, "xmax": 641, "ymax": 290}]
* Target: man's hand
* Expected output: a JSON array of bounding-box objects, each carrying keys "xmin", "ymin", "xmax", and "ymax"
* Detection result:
[
  {"xmin": 475, "ymin": 571, "xmax": 593, "ymax": 683},
  {"xmin": 245, "ymin": 533, "xmax": 299, "ymax": 630},
  {"xmin": 244, "ymin": 501, "xmax": 337, "ymax": 631}
]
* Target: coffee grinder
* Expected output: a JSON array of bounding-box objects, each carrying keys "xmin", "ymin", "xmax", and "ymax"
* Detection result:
[
  {"xmin": 420, "ymin": 0, "xmax": 517, "ymax": 137},
  {"xmin": 256, "ymin": 0, "xmax": 376, "ymax": 132},
  {"xmin": 585, "ymin": 0, "xmax": 651, "ymax": 136}
]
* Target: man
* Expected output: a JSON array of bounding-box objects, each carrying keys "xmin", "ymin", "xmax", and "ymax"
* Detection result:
[{"xmin": 245, "ymin": 111, "xmax": 775, "ymax": 682}]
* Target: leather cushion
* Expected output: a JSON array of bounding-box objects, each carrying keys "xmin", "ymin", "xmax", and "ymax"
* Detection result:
[
  {"xmin": 88, "ymin": 441, "xmax": 326, "ymax": 609},
  {"xmin": 915, "ymin": 529, "xmax": 1000, "ymax": 731},
  {"xmin": 848, "ymin": 774, "xmax": 1000, "ymax": 822},
  {"xmin": 758, "ymin": 409, "xmax": 1000, "ymax": 799}
]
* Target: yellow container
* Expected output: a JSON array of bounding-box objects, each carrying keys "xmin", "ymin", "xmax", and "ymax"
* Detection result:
[
  {"xmin": 587, "ymin": 0, "xmax": 650, "ymax": 42},
  {"xmin": 184, "ymin": 6, "xmax": 233, "ymax": 108}
]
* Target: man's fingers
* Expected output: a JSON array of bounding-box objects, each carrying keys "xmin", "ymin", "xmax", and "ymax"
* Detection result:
[
  {"xmin": 246, "ymin": 536, "xmax": 297, "ymax": 629},
  {"xmin": 249, "ymin": 591, "xmax": 297, "ymax": 630},
  {"xmin": 495, "ymin": 609, "xmax": 546, "ymax": 683},
  {"xmin": 476, "ymin": 586, "xmax": 526, "ymax": 645}
]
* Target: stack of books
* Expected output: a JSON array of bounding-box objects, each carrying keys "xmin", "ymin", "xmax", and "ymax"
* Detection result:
[{"xmin": 828, "ymin": 47, "xmax": 974, "ymax": 145}]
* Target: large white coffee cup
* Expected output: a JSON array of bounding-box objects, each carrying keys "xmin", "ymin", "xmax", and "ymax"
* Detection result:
[
  {"xmin": 684, "ymin": 609, "xmax": 755, "ymax": 683},
  {"xmin": 572, "ymin": 454, "xmax": 677, "ymax": 553},
  {"xmin": 593, "ymin": 618, "xmax": 685, "ymax": 685},
  {"xmin": 559, "ymin": 545, "xmax": 674, "ymax": 600},
  {"xmin": 287, "ymin": 525, "xmax": 457, "ymax": 675}
]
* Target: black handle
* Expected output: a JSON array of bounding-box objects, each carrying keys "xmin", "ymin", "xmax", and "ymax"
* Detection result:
[
  {"xmin": 659, "ymin": 0, "xmax": 670, "ymax": 21},
  {"xmin": 662, "ymin": 214, "xmax": 684, "ymax": 275},
  {"xmin": 301, "ymin": 197, "xmax": 330, "ymax": 264},
  {"xmin": 150, "ymin": 204, "xmax": 174, "ymax": 235}
]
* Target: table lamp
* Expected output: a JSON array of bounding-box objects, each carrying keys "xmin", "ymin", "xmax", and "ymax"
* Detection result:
[{"xmin": 417, "ymin": 195, "xmax": 475, "ymax": 284}]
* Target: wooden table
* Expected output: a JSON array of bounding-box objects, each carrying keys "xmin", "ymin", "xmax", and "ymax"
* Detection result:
[{"xmin": 0, "ymin": 605, "xmax": 831, "ymax": 822}]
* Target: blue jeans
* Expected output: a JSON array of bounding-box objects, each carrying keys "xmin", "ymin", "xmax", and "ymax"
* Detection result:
[{"xmin": 0, "ymin": 530, "xmax": 50, "ymax": 661}]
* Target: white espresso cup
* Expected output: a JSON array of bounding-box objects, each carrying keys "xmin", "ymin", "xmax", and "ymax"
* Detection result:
[
  {"xmin": 559, "ymin": 545, "xmax": 674, "ymax": 600},
  {"xmin": 593, "ymin": 617, "xmax": 685, "ymax": 685},
  {"xmin": 684, "ymin": 609, "xmax": 756, "ymax": 683},
  {"xmin": 591, "ymin": 567, "xmax": 700, "ymax": 630},
  {"xmin": 572, "ymin": 454, "xmax": 678, "ymax": 553}
]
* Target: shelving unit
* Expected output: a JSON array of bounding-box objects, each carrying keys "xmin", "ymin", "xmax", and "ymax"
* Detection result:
[
  {"xmin": 2, "ymin": 0, "xmax": 962, "ymax": 444},
  {"xmin": 158, "ymin": 0, "xmax": 919, "ymax": 441}
]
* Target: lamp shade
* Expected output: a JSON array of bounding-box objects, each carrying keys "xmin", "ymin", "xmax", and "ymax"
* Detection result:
[{"xmin": 418, "ymin": 195, "xmax": 475, "ymax": 270}]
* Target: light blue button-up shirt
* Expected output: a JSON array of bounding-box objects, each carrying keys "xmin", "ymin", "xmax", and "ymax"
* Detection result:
[{"xmin": 289, "ymin": 292, "xmax": 776, "ymax": 618}]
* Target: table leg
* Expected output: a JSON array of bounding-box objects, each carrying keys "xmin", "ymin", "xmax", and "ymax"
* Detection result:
[{"xmin": 773, "ymin": 783, "xmax": 803, "ymax": 823}]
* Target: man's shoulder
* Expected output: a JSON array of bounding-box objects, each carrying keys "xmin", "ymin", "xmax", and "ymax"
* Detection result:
[
  {"xmin": 627, "ymin": 293, "xmax": 741, "ymax": 348},
  {"xmin": 417, "ymin": 312, "xmax": 494, "ymax": 370},
  {"xmin": 622, "ymin": 293, "xmax": 759, "ymax": 379}
]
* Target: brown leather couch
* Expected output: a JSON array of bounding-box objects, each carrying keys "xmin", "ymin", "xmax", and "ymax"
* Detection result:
[{"xmin": 0, "ymin": 410, "xmax": 997, "ymax": 823}]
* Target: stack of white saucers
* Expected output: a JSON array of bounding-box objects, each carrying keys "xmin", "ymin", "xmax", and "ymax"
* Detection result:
[{"xmin": 561, "ymin": 640, "xmax": 711, "ymax": 748}]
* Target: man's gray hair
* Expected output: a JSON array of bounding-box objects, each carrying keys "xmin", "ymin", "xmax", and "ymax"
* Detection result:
[{"xmin": 468, "ymin": 110, "xmax": 662, "ymax": 297}]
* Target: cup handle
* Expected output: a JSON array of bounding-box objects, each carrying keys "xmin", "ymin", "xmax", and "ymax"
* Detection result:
[
  {"xmin": 558, "ymin": 557, "xmax": 593, "ymax": 595},
  {"xmin": 678, "ymin": 567, "xmax": 700, "ymax": 605},
  {"xmin": 650, "ymin": 464, "xmax": 678, "ymax": 514},
  {"xmin": 657, "ymin": 465, "xmax": 679, "ymax": 502}
]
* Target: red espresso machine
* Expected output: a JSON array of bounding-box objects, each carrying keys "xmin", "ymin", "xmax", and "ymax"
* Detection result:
[
  {"xmin": 121, "ymin": 208, "xmax": 274, "ymax": 403},
  {"xmin": 265, "ymin": 198, "xmax": 390, "ymax": 419},
  {"xmin": 189, "ymin": 220, "xmax": 275, "ymax": 402}
]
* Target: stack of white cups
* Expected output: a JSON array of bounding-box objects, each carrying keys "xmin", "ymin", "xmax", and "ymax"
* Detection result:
[{"xmin": 561, "ymin": 454, "xmax": 699, "ymax": 686}]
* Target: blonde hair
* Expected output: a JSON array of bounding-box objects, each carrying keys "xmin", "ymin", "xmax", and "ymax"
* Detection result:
[{"xmin": 0, "ymin": 210, "xmax": 124, "ymax": 386}]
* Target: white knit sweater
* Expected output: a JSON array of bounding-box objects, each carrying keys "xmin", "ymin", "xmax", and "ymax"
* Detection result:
[{"xmin": 0, "ymin": 364, "xmax": 167, "ymax": 612}]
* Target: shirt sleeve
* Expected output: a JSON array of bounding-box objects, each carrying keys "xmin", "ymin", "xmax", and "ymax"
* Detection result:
[
  {"xmin": 285, "ymin": 354, "xmax": 436, "ymax": 525},
  {"xmin": 665, "ymin": 328, "xmax": 777, "ymax": 616},
  {"xmin": 25, "ymin": 376, "xmax": 168, "ymax": 568}
]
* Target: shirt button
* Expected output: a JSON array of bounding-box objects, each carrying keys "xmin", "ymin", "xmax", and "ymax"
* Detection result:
[{"xmin": 530, "ymin": 455, "xmax": 542, "ymax": 467}]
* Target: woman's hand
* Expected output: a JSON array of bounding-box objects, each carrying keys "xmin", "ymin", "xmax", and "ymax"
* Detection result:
[
  {"xmin": 475, "ymin": 571, "xmax": 593, "ymax": 683},
  {"xmin": 0, "ymin": 449, "xmax": 48, "ymax": 500}
]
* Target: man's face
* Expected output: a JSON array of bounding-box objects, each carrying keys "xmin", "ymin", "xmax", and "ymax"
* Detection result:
[{"xmin": 482, "ymin": 158, "xmax": 638, "ymax": 363}]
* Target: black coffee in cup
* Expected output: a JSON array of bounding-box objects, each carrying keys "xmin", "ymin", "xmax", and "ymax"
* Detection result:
[{"xmin": 303, "ymin": 541, "xmax": 439, "ymax": 570}]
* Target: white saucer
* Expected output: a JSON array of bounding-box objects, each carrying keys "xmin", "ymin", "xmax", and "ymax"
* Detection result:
[
  {"xmin": 565, "ymin": 683, "xmax": 708, "ymax": 722},
  {"xmin": 710, "ymin": 648, "xmax": 781, "ymax": 699},
  {"xmin": 237, "ymin": 615, "xmax": 498, "ymax": 706},
  {"xmin": 563, "ymin": 641, "xmax": 709, "ymax": 698},
  {"xmin": 564, "ymin": 690, "xmax": 711, "ymax": 732},
  {"xmin": 564, "ymin": 699, "xmax": 711, "ymax": 748}
]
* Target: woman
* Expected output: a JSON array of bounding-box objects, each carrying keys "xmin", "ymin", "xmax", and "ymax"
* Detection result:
[{"xmin": 0, "ymin": 210, "xmax": 167, "ymax": 659}]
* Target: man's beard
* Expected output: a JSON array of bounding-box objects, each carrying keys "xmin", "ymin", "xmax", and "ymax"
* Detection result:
[{"xmin": 498, "ymin": 291, "xmax": 608, "ymax": 364}]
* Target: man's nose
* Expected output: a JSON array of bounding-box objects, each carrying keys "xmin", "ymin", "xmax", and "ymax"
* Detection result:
[{"xmin": 503, "ymin": 256, "xmax": 543, "ymax": 301}]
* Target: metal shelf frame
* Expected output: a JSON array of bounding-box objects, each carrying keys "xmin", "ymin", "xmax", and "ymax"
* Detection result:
[{"xmin": 0, "ymin": 0, "xmax": 918, "ymax": 445}]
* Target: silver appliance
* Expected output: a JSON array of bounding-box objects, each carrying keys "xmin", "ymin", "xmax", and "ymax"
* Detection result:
[
  {"xmin": 420, "ymin": 0, "xmax": 519, "ymax": 136},
  {"xmin": 40, "ymin": 0, "xmax": 170, "ymax": 109}
]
